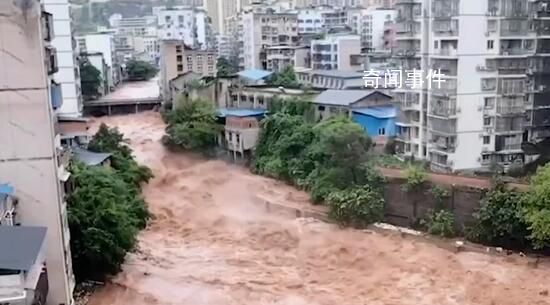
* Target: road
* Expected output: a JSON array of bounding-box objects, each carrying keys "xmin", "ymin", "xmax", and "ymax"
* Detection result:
[{"xmin": 86, "ymin": 112, "xmax": 549, "ymax": 305}]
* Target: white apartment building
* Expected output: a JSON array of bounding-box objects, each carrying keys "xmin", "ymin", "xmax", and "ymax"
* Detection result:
[
  {"xmin": 265, "ymin": 45, "xmax": 310, "ymax": 71},
  {"xmin": 44, "ymin": 0, "xmax": 82, "ymax": 118},
  {"xmin": 0, "ymin": 2, "xmax": 75, "ymax": 305},
  {"xmin": 296, "ymin": 7, "xmax": 348, "ymax": 34},
  {"xmin": 348, "ymin": 7, "xmax": 396, "ymax": 50},
  {"xmin": 361, "ymin": 0, "xmax": 396, "ymax": 8},
  {"xmin": 393, "ymin": 0, "xmax": 550, "ymax": 172},
  {"xmin": 155, "ymin": 7, "xmax": 214, "ymax": 50},
  {"xmin": 116, "ymin": 16, "xmax": 157, "ymax": 37},
  {"xmin": 311, "ymin": 33, "xmax": 362, "ymax": 71},
  {"xmin": 205, "ymin": 0, "xmax": 252, "ymax": 34},
  {"xmin": 78, "ymin": 33, "xmax": 120, "ymax": 90},
  {"xmin": 242, "ymin": 11, "xmax": 300, "ymax": 70},
  {"xmin": 294, "ymin": 0, "xmax": 360, "ymax": 8}
]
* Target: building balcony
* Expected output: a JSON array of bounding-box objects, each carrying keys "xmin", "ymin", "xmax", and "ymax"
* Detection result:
[
  {"xmin": 42, "ymin": 11, "xmax": 54, "ymax": 42},
  {"xmin": 496, "ymin": 104, "xmax": 525, "ymax": 116},
  {"xmin": 429, "ymin": 136, "xmax": 456, "ymax": 153},
  {"xmin": 429, "ymin": 117, "xmax": 457, "ymax": 135},
  {"xmin": 50, "ymin": 82, "xmax": 63, "ymax": 110},
  {"xmin": 45, "ymin": 46, "xmax": 58, "ymax": 75},
  {"xmin": 435, "ymin": 47, "xmax": 458, "ymax": 57}
]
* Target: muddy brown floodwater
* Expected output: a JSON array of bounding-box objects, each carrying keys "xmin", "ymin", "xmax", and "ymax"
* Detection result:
[{"xmin": 87, "ymin": 112, "xmax": 550, "ymax": 305}]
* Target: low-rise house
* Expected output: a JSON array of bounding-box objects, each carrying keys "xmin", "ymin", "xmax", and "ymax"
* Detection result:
[
  {"xmin": 217, "ymin": 109, "xmax": 267, "ymax": 160},
  {"xmin": 351, "ymin": 106, "xmax": 397, "ymax": 147},
  {"xmin": 0, "ymin": 226, "xmax": 49, "ymax": 305},
  {"xmin": 313, "ymin": 89, "xmax": 393, "ymax": 120}
]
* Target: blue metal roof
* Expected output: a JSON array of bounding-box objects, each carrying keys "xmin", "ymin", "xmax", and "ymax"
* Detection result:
[
  {"xmin": 352, "ymin": 106, "xmax": 397, "ymax": 119},
  {"xmin": 217, "ymin": 108, "xmax": 267, "ymax": 118},
  {"xmin": 237, "ymin": 69, "xmax": 273, "ymax": 81}
]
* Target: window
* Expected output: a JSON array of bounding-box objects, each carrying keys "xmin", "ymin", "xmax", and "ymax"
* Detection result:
[
  {"xmin": 484, "ymin": 117, "xmax": 492, "ymax": 126},
  {"xmin": 318, "ymin": 105, "xmax": 325, "ymax": 111},
  {"xmin": 487, "ymin": 40, "xmax": 494, "ymax": 49},
  {"xmin": 177, "ymin": 55, "xmax": 182, "ymax": 62},
  {"xmin": 482, "ymin": 155, "xmax": 491, "ymax": 161},
  {"xmin": 177, "ymin": 64, "xmax": 183, "ymax": 72},
  {"xmin": 378, "ymin": 128, "xmax": 386, "ymax": 135},
  {"xmin": 484, "ymin": 97, "xmax": 495, "ymax": 109},
  {"xmin": 483, "ymin": 136, "xmax": 490, "ymax": 144},
  {"xmin": 434, "ymin": 40, "xmax": 439, "ymax": 49},
  {"xmin": 236, "ymin": 134, "xmax": 240, "ymax": 144}
]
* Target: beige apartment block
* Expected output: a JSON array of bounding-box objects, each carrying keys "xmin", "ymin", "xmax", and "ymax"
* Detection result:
[{"xmin": 0, "ymin": 1, "xmax": 75, "ymax": 305}]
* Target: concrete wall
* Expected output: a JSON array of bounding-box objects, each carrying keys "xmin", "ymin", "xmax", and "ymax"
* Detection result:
[{"xmin": 383, "ymin": 178, "xmax": 484, "ymax": 232}]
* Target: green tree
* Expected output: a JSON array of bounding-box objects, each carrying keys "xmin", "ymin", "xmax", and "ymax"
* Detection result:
[
  {"xmin": 312, "ymin": 117, "xmax": 372, "ymax": 180},
  {"xmin": 80, "ymin": 60, "xmax": 102, "ymax": 100},
  {"xmin": 126, "ymin": 59, "xmax": 158, "ymax": 81},
  {"xmin": 216, "ymin": 57, "xmax": 235, "ymax": 78},
  {"xmin": 521, "ymin": 164, "xmax": 550, "ymax": 249},
  {"xmin": 467, "ymin": 177, "xmax": 528, "ymax": 248},
  {"xmin": 68, "ymin": 162, "xmax": 148, "ymax": 281},
  {"xmin": 163, "ymin": 98, "xmax": 221, "ymax": 152},
  {"xmin": 88, "ymin": 124, "xmax": 153, "ymax": 187},
  {"xmin": 328, "ymin": 186, "xmax": 385, "ymax": 228},
  {"xmin": 267, "ymin": 66, "xmax": 301, "ymax": 88}
]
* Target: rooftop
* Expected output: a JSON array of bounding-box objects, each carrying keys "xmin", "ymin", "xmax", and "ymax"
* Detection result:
[
  {"xmin": 237, "ymin": 69, "xmax": 273, "ymax": 81},
  {"xmin": 295, "ymin": 69, "xmax": 364, "ymax": 79},
  {"xmin": 352, "ymin": 106, "xmax": 397, "ymax": 119},
  {"xmin": 73, "ymin": 148, "xmax": 112, "ymax": 166},
  {"xmin": 217, "ymin": 108, "xmax": 267, "ymax": 118},
  {"xmin": 314, "ymin": 90, "xmax": 390, "ymax": 106},
  {"xmin": 0, "ymin": 226, "xmax": 47, "ymax": 271}
]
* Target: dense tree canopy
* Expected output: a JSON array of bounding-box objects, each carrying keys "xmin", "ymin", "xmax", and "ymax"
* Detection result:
[
  {"xmin": 266, "ymin": 66, "xmax": 301, "ymax": 88},
  {"xmin": 80, "ymin": 60, "xmax": 102, "ymax": 100},
  {"xmin": 68, "ymin": 163, "xmax": 148, "ymax": 281},
  {"xmin": 88, "ymin": 124, "xmax": 153, "ymax": 187},
  {"xmin": 126, "ymin": 60, "xmax": 158, "ymax": 81},
  {"xmin": 162, "ymin": 98, "xmax": 221, "ymax": 152},
  {"xmin": 522, "ymin": 164, "xmax": 550, "ymax": 249},
  {"xmin": 69, "ymin": 125, "xmax": 152, "ymax": 282},
  {"xmin": 216, "ymin": 57, "xmax": 236, "ymax": 78}
]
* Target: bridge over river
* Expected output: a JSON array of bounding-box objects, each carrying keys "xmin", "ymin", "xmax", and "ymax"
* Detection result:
[{"xmin": 84, "ymin": 78, "xmax": 162, "ymax": 116}]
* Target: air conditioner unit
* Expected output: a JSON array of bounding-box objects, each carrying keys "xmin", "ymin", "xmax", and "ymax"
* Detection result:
[{"xmin": 482, "ymin": 147, "xmax": 489, "ymax": 152}]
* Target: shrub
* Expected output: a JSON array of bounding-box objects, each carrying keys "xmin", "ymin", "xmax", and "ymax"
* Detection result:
[
  {"xmin": 402, "ymin": 166, "xmax": 427, "ymax": 192},
  {"xmin": 421, "ymin": 209, "xmax": 455, "ymax": 237},
  {"xmin": 431, "ymin": 185, "xmax": 450, "ymax": 209},
  {"xmin": 328, "ymin": 187, "xmax": 385, "ymax": 228},
  {"xmin": 467, "ymin": 178, "xmax": 528, "ymax": 249},
  {"xmin": 521, "ymin": 164, "xmax": 550, "ymax": 249},
  {"xmin": 384, "ymin": 138, "xmax": 397, "ymax": 155}
]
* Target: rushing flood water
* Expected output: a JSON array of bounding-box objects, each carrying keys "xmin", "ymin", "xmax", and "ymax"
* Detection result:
[{"xmin": 87, "ymin": 112, "xmax": 550, "ymax": 305}]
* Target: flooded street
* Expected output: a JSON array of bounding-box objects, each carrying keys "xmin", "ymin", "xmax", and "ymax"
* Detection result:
[{"xmin": 87, "ymin": 112, "xmax": 550, "ymax": 305}]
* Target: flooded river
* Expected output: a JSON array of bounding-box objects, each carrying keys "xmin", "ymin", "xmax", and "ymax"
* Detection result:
[{"xmin": 87, "ymin": 112, "xmax": 550, "ymax": 305}]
